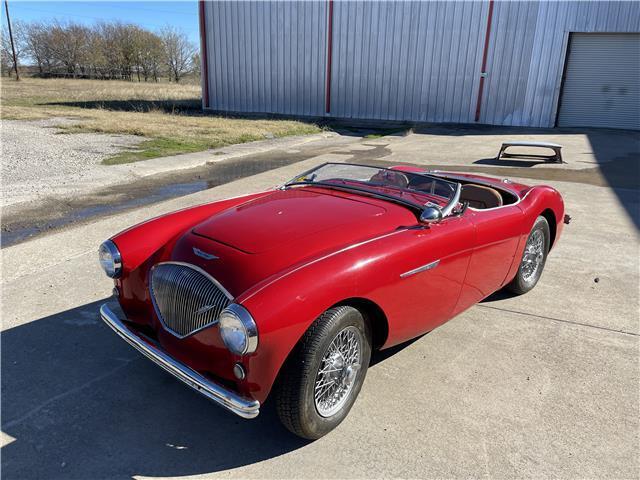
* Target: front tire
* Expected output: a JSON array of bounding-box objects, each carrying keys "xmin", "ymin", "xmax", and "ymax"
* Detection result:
[
  {"xmin": 275, "ymin": 306, "xmax": 372, "ymax": 440},
  {"xmin": 506, "ymin": 215, "xmax": 550, "ymax": 295}
]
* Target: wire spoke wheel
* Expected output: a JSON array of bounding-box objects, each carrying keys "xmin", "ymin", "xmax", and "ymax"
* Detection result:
[
  {"xmin": 314, "ymin": 326, "xmax": 362, "ymax": 418},
  {"xmin": 521, "ymin": 229, "xmax": 545, "ymax": 282}
]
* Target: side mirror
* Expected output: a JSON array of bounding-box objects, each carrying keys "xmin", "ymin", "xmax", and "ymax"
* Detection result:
[{"xmin": 420, "ymin": 206, "xmax": 443, "ymax": 225}]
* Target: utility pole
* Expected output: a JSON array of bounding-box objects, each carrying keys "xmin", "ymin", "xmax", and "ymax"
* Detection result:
[{"xmin": 4, "ymin": 0, "xmax": 20, "ymax": 80}]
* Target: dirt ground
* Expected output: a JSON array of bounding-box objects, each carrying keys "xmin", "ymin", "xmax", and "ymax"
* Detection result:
[{"xmin": 1, "ymin": 78, "xmax": 320, "ymax": 163}]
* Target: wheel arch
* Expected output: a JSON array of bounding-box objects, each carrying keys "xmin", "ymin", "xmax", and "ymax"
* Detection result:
[
  {"xmin": 521, "ymin": 185, "xmax": 564, "ymax": 251},
  {"xmin": 267, "ymin": 296, "xmax": 389, "ymax": 401},
  {"xmin": 331, "ymin": 297, "xmax": 389, "ymax": 351},
  {"xmin": 540, "ymin": 208, "xmax": 557, "ymax": 249}
]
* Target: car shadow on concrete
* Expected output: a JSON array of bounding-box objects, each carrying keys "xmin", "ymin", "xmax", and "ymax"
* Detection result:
[
  {"xmin": 480, "ymin": 289, "xmax": 519, "ymax": 303},
  {"xmin": 1, "ymin": 299, "xmax": 308, "ymax": 479},
  {"xmin": 370, "ymin": 336, "xmax": 424, "ymax": 367}
]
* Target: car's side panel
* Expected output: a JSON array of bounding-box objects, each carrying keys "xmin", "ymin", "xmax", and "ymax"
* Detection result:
[
  {"xmin": 237, "ymin": 217, "xmax": 476, "ymax": 402},
  {"xmin": 453, "ymin": 205, "xmax": 524, "ymax": 313},
  {"xmin": 454, "ymin": 186, "xmax": 565, "ymax": 314}
]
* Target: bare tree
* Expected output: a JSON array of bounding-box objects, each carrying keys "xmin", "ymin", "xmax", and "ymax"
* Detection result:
[
  {"xmin": 3, "ymin": 19, "xmax": 198, "ymax": 82},
  {"xmin": 22, "ymin": 22, "xmax": 51, "ymax": 74},
  {"xmin": 1, "ymin": 24, "xmax": 11, "ymax": 75},
  {"xmin": 192, "ymin": 51, "xmax": 201, "ymax": 78},
  {"xmin": 46, "ymin": 21, "xmax": 91, "ymax": 77},
  {"xmin": 1, "ymin": 20, "xmax": 25, "ymax": 77},
  {"xmin": 136, "ymin": 29, "xmax": 163, "ymax": 82},
  {"xmin": 159, "ymin": 26, "xmax": 196, "ymax": 83}
]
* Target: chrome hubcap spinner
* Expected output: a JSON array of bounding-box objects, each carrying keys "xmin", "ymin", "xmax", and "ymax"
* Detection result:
[{"xmin": 314, "ymin": 326, "xmax": 362, "ymax": 417}]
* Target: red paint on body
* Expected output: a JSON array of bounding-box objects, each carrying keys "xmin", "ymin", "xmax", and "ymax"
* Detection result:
[{"xmin": 111, "ymin": 167, "xmax": 564, "ymax": 404}]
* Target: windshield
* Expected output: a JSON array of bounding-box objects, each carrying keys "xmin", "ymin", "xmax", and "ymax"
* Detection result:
[{"xmin": 285, "ymin": 163, "xmax": 460, "ymax": 213}]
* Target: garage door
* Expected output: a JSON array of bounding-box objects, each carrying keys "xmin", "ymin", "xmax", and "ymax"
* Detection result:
[{"xmin": 558, "ymin": 33, "xmax": 640, "ymax": 130}]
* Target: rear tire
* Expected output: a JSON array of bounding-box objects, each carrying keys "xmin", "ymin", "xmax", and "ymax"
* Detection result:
[
  {"xmin": 275, "ymin": 306, "xmax": 371, "ymax": 440},
  {"xmin": 506, "ymin": 216, "xmax": 550, "ymax": 295}
]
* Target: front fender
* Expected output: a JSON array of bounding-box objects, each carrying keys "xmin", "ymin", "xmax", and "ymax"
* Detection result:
[
  {"xmin": 111, "ymin": 192, "xmax": 270, "ymax": 323},
  {"xmin": 238, "ymin": 240, "xmax": 385, "ymax": 403},
  {"xmin": 236, "ymin": 220, "xmax": 472, "ymax": 403},
  {"xmin": 112, "ymin": 192, "xmax": 270, "ymax": 272}
]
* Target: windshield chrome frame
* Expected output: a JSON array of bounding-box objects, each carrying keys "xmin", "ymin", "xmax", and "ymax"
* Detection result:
[{"xmin": 282, "ymin": 162, "xmax": 461, "ymax": 219}]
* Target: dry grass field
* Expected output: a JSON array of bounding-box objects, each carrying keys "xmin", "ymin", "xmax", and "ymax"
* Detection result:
[{"xmin": 1, "ymin": 78, "xmax": 321, "ymax": 163}]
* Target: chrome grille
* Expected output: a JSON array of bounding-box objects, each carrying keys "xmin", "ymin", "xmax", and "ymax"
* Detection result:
[{"xmin": 150, "ymin": 262, "xmax": 232, "ymax": 338}]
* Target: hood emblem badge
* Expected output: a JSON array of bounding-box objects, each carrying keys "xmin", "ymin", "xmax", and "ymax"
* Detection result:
[{"xmin": 193, "ymin": 247, "xmax": 219, "ymax": 260}]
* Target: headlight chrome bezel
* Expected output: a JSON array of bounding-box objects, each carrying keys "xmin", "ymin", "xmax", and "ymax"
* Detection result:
[
  {"xmin": 219, "ymin": 303, "xmax": 258, "ymax": 356},
  {"xmin": 99, "ymin": 240, "xmax": 122, "ymax": 278}
]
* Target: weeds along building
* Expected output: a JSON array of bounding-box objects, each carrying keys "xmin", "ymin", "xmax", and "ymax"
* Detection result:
[{"xmin": 198, "ymin": 1, "xmax": 640, "ymax": 130}]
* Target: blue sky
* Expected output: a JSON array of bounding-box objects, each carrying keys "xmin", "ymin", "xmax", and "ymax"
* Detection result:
[{"xmin": 5, "ymin": 1, "xmax": 200, "ymax": 44}]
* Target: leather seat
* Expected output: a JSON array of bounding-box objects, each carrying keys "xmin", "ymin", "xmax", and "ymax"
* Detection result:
[{"xmin": 460, "ymin": 184, "xmax": 503, "ymax": 209}]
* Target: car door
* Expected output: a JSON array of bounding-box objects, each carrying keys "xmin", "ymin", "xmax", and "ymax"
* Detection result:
[
  {"xmin": 368, "ymin": 214, "xmax": 476, "ymax": 345},
  {"xmin": 454, "ymin": 205, "xmax": 524, "ymax": 314}
]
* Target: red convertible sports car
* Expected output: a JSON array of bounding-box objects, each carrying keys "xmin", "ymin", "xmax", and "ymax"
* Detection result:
[{"xmin": 99, "ymin": 162, "xmax": 566, "ymax": 439}]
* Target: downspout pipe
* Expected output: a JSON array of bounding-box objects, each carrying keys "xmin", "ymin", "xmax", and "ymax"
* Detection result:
[
  {"xmin": 325, "ymin": 0, "xmax": 334, "ymax": 114},
  {"xmin": 199, "ymin": 0, "xmax": 210, "ymax": 109},
  {"xmin": 474, "ymin": 0, "xmax": 494, "ymax": 122}
]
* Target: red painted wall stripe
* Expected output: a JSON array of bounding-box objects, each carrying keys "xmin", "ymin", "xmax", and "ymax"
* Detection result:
[
  {"xmin": 325, "ymin": 0, "xmax": 334, "ymax": 114},
  {"xmin": 199, "ymin": 0, "xmax": 210, "ymax": 109},
  {"xmin": 474, "ymin": 0, "xmax": 494, "ymax": 122}
]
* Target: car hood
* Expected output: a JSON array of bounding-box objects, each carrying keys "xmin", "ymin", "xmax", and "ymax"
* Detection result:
[
  {"xmin": 192, "ymin": 187, "xmax": 410, "ymax": 253},
  {"xmin": 173, "ymin": 187, "xmax": 418, "ymax": 296}
]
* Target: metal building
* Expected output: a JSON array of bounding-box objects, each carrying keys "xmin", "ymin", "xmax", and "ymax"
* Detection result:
[{"xmin": 198, "ymin": 1, "xmax": 640, "ymax": 130}]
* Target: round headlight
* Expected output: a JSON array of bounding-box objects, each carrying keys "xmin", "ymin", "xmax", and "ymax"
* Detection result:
[
  {"xmin": 98, "ymin": 240, "xmax": 122, "ymax": 278},
  {"xmin": 219, "ymin": 304, "xmax": 258, "ymax": 355}
]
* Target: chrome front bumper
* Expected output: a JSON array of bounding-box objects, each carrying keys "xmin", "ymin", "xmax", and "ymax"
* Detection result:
[{"xmin": 100, "ymin": 303, "xmax": 260, "ymax": 419}]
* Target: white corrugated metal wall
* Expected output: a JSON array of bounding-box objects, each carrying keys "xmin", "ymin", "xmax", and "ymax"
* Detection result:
[
  {"xmin": 329, "ymin": 1, "xmax": 488, "ymax": 123},
  {"xmin": 201, "ymin": 0, "xmax": 640, "ymax": 128},
  {"xmin": 487, "ymin": 0, "xmax": 640, "ymax": 127},
  {"xmin": 203, "ymin": 0, "xmax": 328, "ymax": 115}
]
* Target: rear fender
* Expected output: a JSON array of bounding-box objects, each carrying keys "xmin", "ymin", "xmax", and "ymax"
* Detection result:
[{"xmin": 504, "ymin": 185, "xmax": 565, "ymax": 284}]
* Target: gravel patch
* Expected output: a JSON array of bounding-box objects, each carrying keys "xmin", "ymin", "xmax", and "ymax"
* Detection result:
[{"xmin": 1, "ymin": 118, "xmax": 144, "ymax": 207}]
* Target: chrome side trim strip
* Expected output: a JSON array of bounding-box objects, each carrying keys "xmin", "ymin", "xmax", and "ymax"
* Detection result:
[
  {"xmin": 99, "ymin": 304, "xmax": 260, "ymax": 419},
  {"xmin": 400, "ymin": 259, "xmax": 440, "ymax": 278}
]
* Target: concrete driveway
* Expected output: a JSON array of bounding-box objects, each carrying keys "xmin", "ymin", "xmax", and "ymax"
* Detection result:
[{"xmin": 2, "ymin": 127, "xmax": 638, "ymax": 479}]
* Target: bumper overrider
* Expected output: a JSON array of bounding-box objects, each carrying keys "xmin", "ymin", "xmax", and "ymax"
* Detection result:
[{"xmin": 99, "ymin": 304, "xmax": 260, "ymax": 419}]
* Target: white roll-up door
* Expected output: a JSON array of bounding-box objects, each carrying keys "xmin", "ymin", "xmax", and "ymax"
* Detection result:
[{"xmin": 558, "ymin": 33, "xmax": 639, "ymax": 130}]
